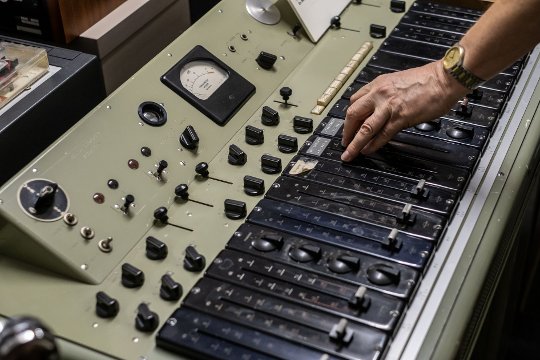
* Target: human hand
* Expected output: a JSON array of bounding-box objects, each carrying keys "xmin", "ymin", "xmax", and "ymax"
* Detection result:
[{"xmin": 340, "ymin": 60, "xmax": 469, "ymax": 161}]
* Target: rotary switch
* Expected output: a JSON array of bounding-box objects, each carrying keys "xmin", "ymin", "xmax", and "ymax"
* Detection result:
[
  {"xmin": 256, "ymin": 51, "xmax": 277, "ymax": 69},
  {"xmin": 145, "ymin": 236, "xmax": 168, "ymax": 260},
  {"xmin": 328, "ymin": 255, "xmax": 361, "ymax": 274},
  {"xmin": 224, "ymin": 199, "xmax": 247, "ymax": 219},
  {"xmin": 261, "ymin": 106, "xmax": 280, "ymax": 126},
  {"xmin": 228, "ymin": 144, "xmax": 247, "ymax": 165},
  {"xmin": 135, "ymin": 303, "xmax": 159, "ymax": 332},
  {"xmin": 246, "ymin": 125, "xmax": 264, "ymax": 145},
  {"xmin": 251, "ymin": 234, "xmax": 283, "ymax": 252},
  {"xmin": 289, "ymin": 244, "xmax": 322, "ymax": 263},
  {"xmin": 184, "ymin": 246, "xmax": 206, "ymax": 272},
  {"xmin": 160, "ymin": 274, "xmax": 183, "ymax": 301},
  {"xmin": 293, "ymin": 116, "xmax": 313, "ymax": 134},
  {"xmin": 180, "ymin": 125, "xmax": 199, "ymax": 150},
  {"xmin": 95, "ymin": 291, "xmax": 120, "ymax": 318},
  {"xmin": 367, "ymin": 264, "xmax": 400, "ymax": 286},
  {"xmin": 121, "ymin": 263, "xmax": 145, "ymax": 288}
]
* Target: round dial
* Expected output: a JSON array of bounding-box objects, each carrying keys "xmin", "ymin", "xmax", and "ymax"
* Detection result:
[
  {"xmin": 179, "ymin": 60, "xmax": 229, "ymax": 100},
  {"xmin": 443, "ymin": 46, "xmax": 463, "ymax": 70}
]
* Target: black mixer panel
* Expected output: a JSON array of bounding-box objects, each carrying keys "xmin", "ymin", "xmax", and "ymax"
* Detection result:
[
  {"xmin": 299, "ymin": 135, "xmax": 470, "ymax": 191},
  {"xmin": 227, "ymin": 223, "xmax": 419, "ymax": 299},
  {"xmin": 157, "ymin": 308, "xmax": 347, "ymax": 360},
  {"xmin": 267, "ymin": 176, "xmax": 445, "ymax": 241},
  {"xmin": 248, "ymin": 199, "xmax": 433, "ymax": 269},
  {"xmin": 283, "ymin": 155, "xmax": 457, "ymax": 216},
  {"xmin": 204, "ymin": 251, "xmax": 402, "ymax": 332},
  {"xmin": 153, "ymin": 1, "xmax": 527, "ymax": 359}
]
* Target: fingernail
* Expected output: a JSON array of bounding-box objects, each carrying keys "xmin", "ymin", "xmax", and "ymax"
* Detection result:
[{"xmin": 341, "ymin": 150, "xmax": 351, "ymax": 162}]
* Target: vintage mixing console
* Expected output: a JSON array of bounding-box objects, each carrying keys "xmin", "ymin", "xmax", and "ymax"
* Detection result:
[{"xmin": 1, "ymin": 0, "xmax": 540, "ymax": 359}]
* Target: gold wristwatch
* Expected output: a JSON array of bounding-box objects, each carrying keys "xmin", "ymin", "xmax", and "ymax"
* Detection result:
[{"xmin": 442, "ymin": 44, "xmax": 484, "ymax": 90}]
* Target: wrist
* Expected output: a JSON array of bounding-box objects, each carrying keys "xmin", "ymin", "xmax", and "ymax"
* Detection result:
[{"xmin": 435, "ymin": 59, "xmax": 470, "ymax": 100}]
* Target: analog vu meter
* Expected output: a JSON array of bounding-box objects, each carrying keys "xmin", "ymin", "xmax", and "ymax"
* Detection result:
[{"xmin": 161, "ymin": 45, "xmax": 256, "ymax": 125}]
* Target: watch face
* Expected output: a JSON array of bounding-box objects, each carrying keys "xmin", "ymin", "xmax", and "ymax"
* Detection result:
[
  {"xmin": 179, "ymin": 60, "xmax": 229, "ymax": 100},
  {"xmin": 443, "ymin": 46, "xmax": 462, "ymax": 69}
]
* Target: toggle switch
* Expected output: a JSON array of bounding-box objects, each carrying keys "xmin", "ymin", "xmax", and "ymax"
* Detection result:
[
  {"xmin": 154, "ymin": 160, "xmax": 168, "ymax": 179},
  {"xmin": 33, "ymin": 182, "xmax": 58, "ymax": 214},
  {"xmin": 280, "ymin": 87, "xmax": 292, "ymax": 106},
  {"xmin": 121, "ymin": 194, "xmax": 135, "ymax": 214}
]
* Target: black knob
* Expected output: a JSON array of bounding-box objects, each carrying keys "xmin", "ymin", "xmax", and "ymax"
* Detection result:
[
  {"xmin": 280, "ymin": 87, "xmax": 292, "ymax": 103},
  {"xmin": 390, "ymin": 0, "xmax": 406, "ymax": 12},
  {"xmin": 367, "ymin": 264, "xmax": 400, "ymax": 286},
  {"xmin": 244, "ymin": 175, "xmax": 265, "ymax": 196},
  {"xmin": 33, "ymin": 182, "xmax": 58, "ymax": 214},
  {"xmin": 174, "ymin": 184, "xmax": 189, "ymax": 200},
  {"xmin": 447, "ymin": 125, "xmax": 474, "ymax": 139},
  {"xmin": 195, "ymin": 162, "xmax": 210, "ymax": 177},
  {"xmin": 330, "ymin": 15, "xmax": 341, "ymax": 28},
  {"xmin": 153, "ymin": 207, "xmax": 169, "ymax": 223},
  {"xmin": 224, "ymin": 199, "xmax": 247, "ymax": 220},
  {"xmin": 277, "ymin": 134, "xmax": 298, "ymax": 153},
  {"xmin": 251, "ymin": 234, "xmax": 283, "ymax": 252},
  {"xmin": 95, "ymin": 291, "xmax": 120, "ymax": 318},
  {"xmin": 261, "ymin": 154, "xmax": 282, "ymax": 174},
  {"xmin": 135, "ymin": 303, "xmax": 159, "ymax": 332},
  {"xmin": 293, "ymin": 116, "xmax": 313, "ymax": 134},
  {"xmin": 0, "ymin": 316, "xmax": 58, "ymax": 360},
  {"xmin": 156, "ymin": 160, "xmax": 168, "ymax": 176},
  {"xmin": 184, "ymin": 245, "xmax": 206, "ymax": 272},
  {"xmin": 289, "ymin": 244, "xmax": 322, "ymax": 263},
  {"xmin": 121, "ymin": 263, "xmax": 145, "ymax": 288},
  {"xmin": 328, "ymin": 255, "xmax": 361, "ymax": 274},
  {"xmin": 415, "ymin": 119, "xmax": 440, "ymax": 132},
  {"xmin": 369, "ymin": 24, "xmax": 386, "ymax": 38},
  {"xmin": 180, "ymin": 125, "xmax": 199, "ymax": 150},
  {"xmin": 261, "ymin": 106, "xmax": 280, "ymax": 126},
  {"xmin": 256, "ymin": 51, "xmax": 277, "ymax": 69},
  {"xmin": 246, "ymin": 125, "xmax": 264, "ymax": 145},
  {"xmin": 145, "ymin": 236, "xmax": 168, "ymax": 260},
  {"xmin": 160, "ymin": 274, "xmax": 183, "ymax": 301},
  {"xmin": 228, "ymin": 144, "xmax": 247, "ymax": 166}
]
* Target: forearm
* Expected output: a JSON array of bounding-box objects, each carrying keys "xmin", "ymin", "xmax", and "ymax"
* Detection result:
[{"xmin": 461, "ymin": 0, "xmax": 540, "ymax": 80}]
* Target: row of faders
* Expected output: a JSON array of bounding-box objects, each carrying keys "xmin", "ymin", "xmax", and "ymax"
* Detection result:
[{"xmin": 156, "ymin": 1, "xmax": 526, "ymax": 359}]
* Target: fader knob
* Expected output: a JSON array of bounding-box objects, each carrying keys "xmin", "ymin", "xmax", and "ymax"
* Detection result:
[
  {"xmin": 95, "ymin": 291, "xmax": 120, "ymax": 318},
  {"xmin": 195, "ymin": 162, "xmax": 210, "ymax": 177},
  {"xmin": 153, "ymin": 207, "xmax": 169, "ymax": 224},
  {"xmin": 122, "ymin": 194, "xmax": 135, "ymax": 212},
  {"xmin": 184, "ymin": 245, "xmax": 206, "ymax": 272},
  {"xmin": 0, "ymin": 316, "xmax": 58, "ymax": 360},
  {"xmin": 280, "ymin": 87, "xmax": 292, "ymax": 104},
  {"xmin": 179, "ymin": 125, "xmax": 199, "ymax": 150},
  {"xmin": 174, "ymin": 184, "xmax": 189, "ymax": 200},
  {"xmin": 135, "ymin": 303, "xmax": 159, "ymax": 332}
]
